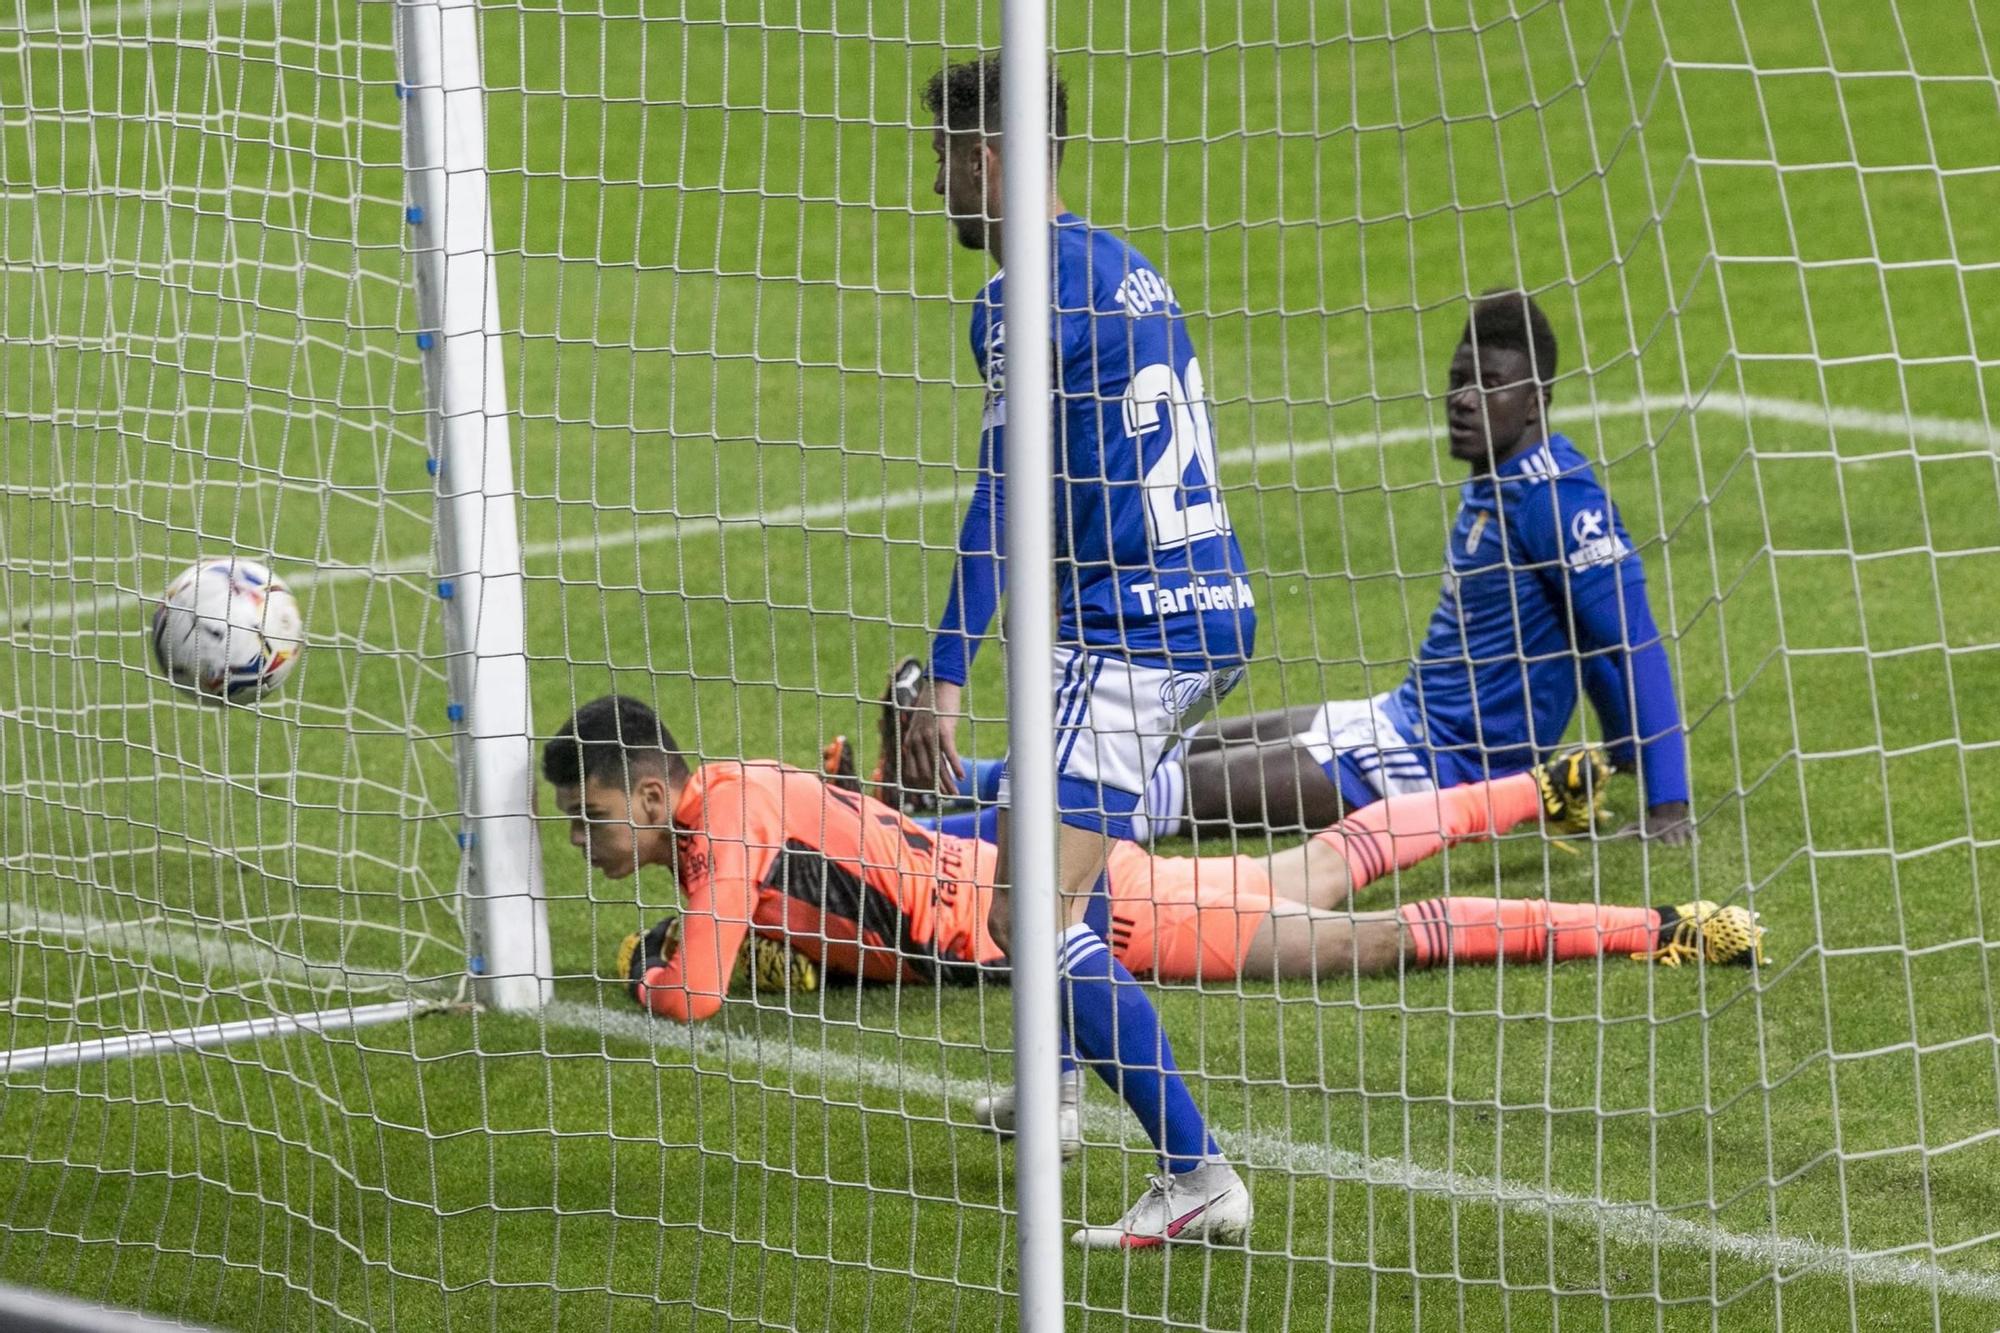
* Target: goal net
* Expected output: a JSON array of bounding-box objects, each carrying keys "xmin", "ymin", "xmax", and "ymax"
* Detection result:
[
  {"xmin": 4, "ymin": 0, "xmax": 1998, "ymax": 1328},
  {"xmin": 1, "ymin": 5, "xmax": 465, "ymax": 1022}
]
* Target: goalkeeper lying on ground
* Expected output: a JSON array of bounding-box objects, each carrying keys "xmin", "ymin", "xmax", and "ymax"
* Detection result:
[{"xmin": 545, "ymin": 695, "xmax": 1763, "ymax": 1027}]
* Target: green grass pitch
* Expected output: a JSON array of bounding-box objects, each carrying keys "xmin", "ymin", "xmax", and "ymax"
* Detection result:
[{"xmin": 3, "ymin": 0, "xmax": 2000, "ymax": 1328}]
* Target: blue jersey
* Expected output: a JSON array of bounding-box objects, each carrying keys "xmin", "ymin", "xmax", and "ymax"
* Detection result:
[
  {"xmin": 1381, "ymin": 433, "xmax": 1689, "ymax": 806},
  {"xmin": 931, "ymin": 214, "xmax": 1256, "ymax": 684}
]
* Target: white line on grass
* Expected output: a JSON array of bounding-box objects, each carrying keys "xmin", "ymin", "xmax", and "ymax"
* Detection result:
[
  {"xmin": 7, "ymin": 0, "xmax": 254, "ymax": 27},
  {"xmin": 541, "ymin": 999, "xmax": 2000, "ymax": 1306},
  {"xmin": 11, "ymin": 391, "xmax": 1997, "ymax": 637},
  {"xmin": 4, "ymin": 906, "xmax": 440, "ymax": 996},
  {"xmin": 9, "ymin": 903, "xmax": 1997, "ymax": 1304},
  {"xmin": 105, "ymin": 0, "xmax": 253, "ymax": 22},
  {"xmin": 12, "ymin": 0, "xmax": 269, "ymax": 30}
]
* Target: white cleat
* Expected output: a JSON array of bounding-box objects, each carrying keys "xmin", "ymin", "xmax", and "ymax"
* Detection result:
[
  {"xmin": 970, "ymin": 1071, "xmax": 1084, "ymax": 1161},
  {"xmin": 1071, "ymin": 1161, "xmax": 1252, "ymax": 1249}
]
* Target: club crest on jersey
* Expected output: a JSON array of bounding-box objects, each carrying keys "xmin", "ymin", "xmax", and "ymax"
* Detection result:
[
  {"xmin": 1464, "ymin": 511, "xmax": 1490, "ymax": 554},
  {"xmin": 1567, "ymin": 506, "xmax": 1629, "ymax": 570}
]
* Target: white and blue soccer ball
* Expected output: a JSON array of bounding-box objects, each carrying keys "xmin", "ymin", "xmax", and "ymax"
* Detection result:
[{"xmin": 150, "ymin": 558, "xmax": 305, "ymax": 703}]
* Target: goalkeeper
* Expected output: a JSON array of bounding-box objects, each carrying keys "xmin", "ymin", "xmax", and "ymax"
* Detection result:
[{"xmin": 545, "ymin": 696, "xmax": 1761, "ymax": 1028}]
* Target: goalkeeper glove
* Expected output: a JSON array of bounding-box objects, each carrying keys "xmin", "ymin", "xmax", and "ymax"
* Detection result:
[
  {"xmin": 614, "ymin": 916, "xmax": 676, "ymax": 1001},
  {"xmin": 614, "ymin": 916, "xmax": 818, "ymax": 1007}
]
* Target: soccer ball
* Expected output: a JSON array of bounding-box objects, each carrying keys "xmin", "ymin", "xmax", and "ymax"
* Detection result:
[{"xmin": 150, "ymin": 558, "xmax": 305, "ymax": 703}]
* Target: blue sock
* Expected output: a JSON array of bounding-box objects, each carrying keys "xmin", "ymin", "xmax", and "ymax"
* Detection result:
[
  {"xmin": 915, "ymin": 807, "xmax": 1002, "ymax": 843},
  {"xmin": 1058, "ymin": 921, "xmax": 1216, "ymax": 1172},
  {"xmin": 949, "ymin": 758, "xmax": 1007, "ymax": 805}
]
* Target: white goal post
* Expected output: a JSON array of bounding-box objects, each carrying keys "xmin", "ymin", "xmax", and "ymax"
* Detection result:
[
  {"xmin": 994, "ymin": 6, "xmax": 1062, "ymax": 1325},
  {"xmin": 397, "ymin": 0, "xmax": 551, "ymax": 1013}
]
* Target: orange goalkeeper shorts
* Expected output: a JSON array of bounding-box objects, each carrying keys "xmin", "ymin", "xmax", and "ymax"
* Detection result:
[{"xmin": 1103, "ymin": 842, "xmax": 1273, "ymax": 983}]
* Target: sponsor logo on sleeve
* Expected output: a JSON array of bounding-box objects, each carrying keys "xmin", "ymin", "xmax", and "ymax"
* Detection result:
[
  {"xmin": 982, "ymin": 320, "xmax": 1007, "ymax": 430},
  {"xmin": 1567, "ymin": 507, "xmax": 1629, "ymax": 570},
  {"xmin": 679, "ymin": 841, "xmax": 712, "ymax": 891}
]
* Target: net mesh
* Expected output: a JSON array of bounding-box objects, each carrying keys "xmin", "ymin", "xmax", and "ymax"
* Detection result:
[
  {"xmin": 0, "ymin": 0, "xmax": 464, "ymax": 1024},
  {"xmin": 2, "ymin": 0, "xmax": 1998, "ymax": 1328}
]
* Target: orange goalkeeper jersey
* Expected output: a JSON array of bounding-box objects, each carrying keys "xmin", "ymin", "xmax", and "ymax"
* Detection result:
[{"xmin": 638, "ymin": 761, "xmax": 1005, "ymax": 1021}]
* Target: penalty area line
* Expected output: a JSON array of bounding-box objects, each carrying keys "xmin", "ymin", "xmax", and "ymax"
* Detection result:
[{"xmin": 12, "ymin": 390, "xmax": 1998, "ymax": 636}]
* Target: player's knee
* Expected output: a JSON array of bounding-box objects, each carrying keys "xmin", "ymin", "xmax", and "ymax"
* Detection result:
[
  {"xmin": 987, "ymin": 894, "xmax": 1013, "ymax": 956},
  {"xmin": 1256, "ymin": 910, "xmax": 1358, "ymax": 980},
  {"xmin": 1312, "ymin": 929, "xmax": 1359, "ymax": 977}
]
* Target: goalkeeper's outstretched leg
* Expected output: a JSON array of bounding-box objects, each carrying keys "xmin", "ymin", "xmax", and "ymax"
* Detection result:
[
  {"xmin": 1265, "ymin": 751, "xmax": 1608, "ymax": 913},
  {"xmin": 1128, "ymin": 702, "xmax": 1664, "ymax": 844},
  {"xmin": 1108, "ymin": 830, "xmax": 1766, "ymax": 983},
  {"xmin": 1222, "ymin": 895, "xmax": 1766, "ymax": 981},
  {"xmin": 1106, "ymin": 758, "xmax": 1762, "ymax": 982}
]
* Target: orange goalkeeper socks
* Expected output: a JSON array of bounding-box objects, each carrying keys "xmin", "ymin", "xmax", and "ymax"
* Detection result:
[
  {"xmin": 1310, "ymin": 773, "xmax": 1543, "ymax": 892},
  {"xmin": 1397, "ymin": 896, "xmax": 1662, "ymax": 967}
]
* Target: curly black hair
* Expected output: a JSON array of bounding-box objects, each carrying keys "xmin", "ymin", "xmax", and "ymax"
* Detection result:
[
  {"xmin": 921, "ymin": 54, "xmax": 1070, "ymax": 165},
  {"xmin": 1463, "ymin": 290, "xmax": 1559, "ymax": 386},
  {"xmin": 542, "ymin": 695, "xmax": 690, "ymax": 791}
]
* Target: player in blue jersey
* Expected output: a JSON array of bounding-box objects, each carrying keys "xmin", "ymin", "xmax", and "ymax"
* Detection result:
[
  {"xmin": 1123, "ymin": 291, "xmax": 1693, "ymax": 846},
  {"xmin": 896, "ymin": 55, "xmax": 1257, "ymax": 1248}
]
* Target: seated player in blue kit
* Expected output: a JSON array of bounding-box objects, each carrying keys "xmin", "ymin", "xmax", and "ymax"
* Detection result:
[{"xmin": 1112, "ymin": 291, "xmax": 1693, "ymax": 846}]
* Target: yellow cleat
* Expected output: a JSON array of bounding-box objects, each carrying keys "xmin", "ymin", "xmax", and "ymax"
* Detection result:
[
  {"xmin": 1534, "ymin": 745, "xmax": 1613, "ymax": 833},
  {"xmin": 1638, "ymin": 900, "xmax": 1767, "ymax": 968},
  {"xmin": 742, "ymin": 931, "xmax": 819, "ymax": 996},
  {"xmin": 671, "ymin": 916, "xmax": 816, "ymax": 995}
]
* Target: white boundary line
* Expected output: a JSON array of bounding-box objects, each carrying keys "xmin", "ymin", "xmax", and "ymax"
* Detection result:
[
  {"xmin": 544, "ymin": 999, "xmax": 2000, "ymax": 1305},
  {"xmin": 14, "ymin": 0, "xmax": 262, "ymax": 28},
  {"xmin": 10, "ymin": 391, "xmax": 1997, "ymax": 636},
  {"xmin": 7, "ymin": 905, "xmax": 1997, "ymax": 1303}
]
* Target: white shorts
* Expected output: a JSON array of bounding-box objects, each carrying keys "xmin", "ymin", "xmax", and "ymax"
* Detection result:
[
  {"xmin": 1295, "ymin": 692, "xmax": 1436, "ymax": 801},
  {"xmin": 997, "ymin": 651, "xmax": 1246, "ymax": 838}
]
